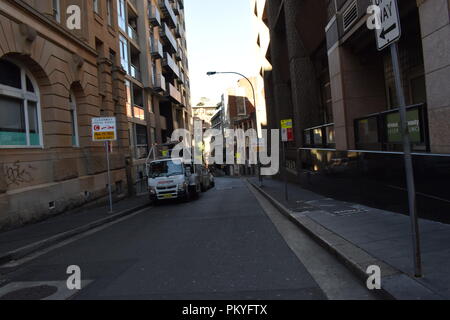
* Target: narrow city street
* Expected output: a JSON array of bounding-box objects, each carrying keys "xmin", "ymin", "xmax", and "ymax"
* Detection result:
[{"xmin": 0, "ymin": 178, "xmax": 378, "ymax": 300}]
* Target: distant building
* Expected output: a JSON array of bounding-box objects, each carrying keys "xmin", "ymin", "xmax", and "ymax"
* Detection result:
[
  {"xmin": 192, "ymin": 98, "xmax": 220, "ymax": 130},
  {"xmin": 222, "ymin": 78, "xmax": 259, "ymax": 176}
]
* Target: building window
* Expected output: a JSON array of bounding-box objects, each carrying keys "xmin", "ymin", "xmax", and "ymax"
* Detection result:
[
  {"xmin": 125, "ymin": 80, "xmax": 133, "ymax": 117},
  {"xmin": 93, "ymin": 0, "xmax": 100, "ymax": 14},
  {"xmin": 107, "ymin": 0, "xmax": 113, "ymax": 26},
  {"xmin": 0, "ymin": 59, "xmax": 42, "ymax": 147},
  {"xmin": 119, "ymin": 35, "xmax": 129, "ymax": 74},
  {"xmin": 237, "ymin": 88, "xmax": 247, "ymax": 115},
  {"xmin": 69, "ymin": 92, "xmax": 79, "ymax": 147},
  {"xmin": 134, "ymin": 124, "xmax": 148, "ymax": 159},
  {"xmin": 52, "ymin": 0, "xmax": 61, "ymax": 22},
  {"xmin": 117, "ymin": 0, "xmax": 126, "ymax": 31}
]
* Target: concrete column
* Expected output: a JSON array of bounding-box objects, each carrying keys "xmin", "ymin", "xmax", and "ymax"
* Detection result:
[
  {"xmin": 418, "ymin": 0, "xmax": 450, "ymax": 153},
  {"xmin": 283, "ymin": 0, "xmax": 323, "ymax": 145}
]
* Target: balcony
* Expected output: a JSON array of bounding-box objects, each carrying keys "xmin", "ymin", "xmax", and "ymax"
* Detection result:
[
  {"xmin": 130, "ymin": 64, "xmax": 141, "ymax": 81},
  {"xmin": 148, "ymin": 3, "xmax": 161, "ymax": 27},
  {"xmin": 159, "ymin": 23, "xmax": 177, "ymax": 52},
  {"xmin": 150, "ymin": 37, "xmax": 164, "ymax": 59},
  {"xmin": 175, "ymin": 49, "xmax": 182, "ymax": 62},
  {"xmin": 172, "ymin": 0, "xmax": 183, "ymax": 15},
  {"xmin": 304, "ymin": 123, "xmax": 335, "ymax": 149},
  {"xmin": 129, "ymin": 0, "xmax": 138, "ymax": 10},
  {"xmin": 354, "ymin": 104, "xmax": 429, "ymax": 152},
  {"xmin": 165, "ymin": 82, "xmax": 182, "ymax": 104},
  {"xmin": 127, "ymin": 25, "xmax": 139, "ymax": 44},
  {"xmin": 159, "ymin": 0, "xmax": 177, "ymax": 28},
  {"xmin": 179, "ymin": 71, "xmax": 184, "ymax": 84},
  {"xmin": 153, "ymin": 73, "xmax": 166, "ymax": 92},
  {"xmin": 162, "ymin": 52, "xmax": 180, "ymax": 79},
  {"xmin": 175, "ymin": 22, "xmax": 184, "ymax": 39}
]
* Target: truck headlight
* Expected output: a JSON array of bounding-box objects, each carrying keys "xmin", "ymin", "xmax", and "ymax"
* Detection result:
[
  {"xmin": 149, "ymin": 187, "xmax": 156, "ymax": 194},
  {"xmin": 178, "ymin": 183, "xmax": 187, "ymax": 192}
]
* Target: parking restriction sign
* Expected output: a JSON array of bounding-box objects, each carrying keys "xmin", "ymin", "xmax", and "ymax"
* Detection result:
[{"xmin": 92, "ymin": 117, "xmax": 117, "ymax": 142}]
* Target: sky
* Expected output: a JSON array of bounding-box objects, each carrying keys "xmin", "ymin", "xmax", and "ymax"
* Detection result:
[{"xmin": 184, "ymin": 0, "xmax": 258, "ymax": 106}]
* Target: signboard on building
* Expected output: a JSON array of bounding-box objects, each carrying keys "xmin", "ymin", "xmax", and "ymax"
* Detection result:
[
  {"xmin": 281, "ymin": 119, "xmax": 294, "ymax": 142},
  {"xmin": 374, "ymin": 0, "xmax": 401, "ymax": 51},
  {"xmin": 386, "ymin": 109, "xmax": 421, "ymax": 143},
  {"xmin": 92, "ymin": 117, "xmax": 117, "ymax": 142}
]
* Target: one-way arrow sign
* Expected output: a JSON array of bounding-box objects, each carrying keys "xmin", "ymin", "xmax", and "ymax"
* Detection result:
[{"xmin": 374, "ymin": 0, "xmax": 401, "ymax": 50}]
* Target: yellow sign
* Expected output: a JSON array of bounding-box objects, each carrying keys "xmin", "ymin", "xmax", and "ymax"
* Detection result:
[
  {"xmin": 94, "ymin": 132, "xmax": 115, "ymax": 140},
  {"xmin": 281, "ymin": 119, "xmax": 293, "ymax": 129}
]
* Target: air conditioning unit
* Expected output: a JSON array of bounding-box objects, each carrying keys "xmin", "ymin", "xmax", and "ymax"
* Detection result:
[{"xmin": 343, "ymin": 0, "xmax": 358, "ymax": 32}]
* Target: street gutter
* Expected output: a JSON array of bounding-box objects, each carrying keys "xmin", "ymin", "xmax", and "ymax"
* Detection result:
[{"xmin": 247, "ymin": 179, "xmax": 443, "ymax": 300}]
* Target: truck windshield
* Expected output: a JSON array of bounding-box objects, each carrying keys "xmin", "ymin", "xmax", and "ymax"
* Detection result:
[{"xmin": 149, "ymin": 160, "xmax": 184, "ymax": 178}]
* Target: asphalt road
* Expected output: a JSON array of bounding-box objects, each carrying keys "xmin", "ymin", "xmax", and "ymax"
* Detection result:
[{"xmin": 0, "ymin": 177, "xmax": 378, "ymax": 300}]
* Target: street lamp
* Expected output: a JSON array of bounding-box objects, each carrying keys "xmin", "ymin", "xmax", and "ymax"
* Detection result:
[{"xmin": 207, "ymin": 71, "xmax": 263, "ymax": 186}]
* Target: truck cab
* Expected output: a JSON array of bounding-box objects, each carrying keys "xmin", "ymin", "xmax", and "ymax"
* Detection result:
[{"xmin": 147, "ymin": 157, "xmax": 201, "ymax": 203}]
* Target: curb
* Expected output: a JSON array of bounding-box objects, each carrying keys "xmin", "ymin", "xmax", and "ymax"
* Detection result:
[
  {"xmin": 0, "ymin": 202, "xmax": 150, "ymax": 266},
  {"xmin": 247, "ymin": 180, "xmax": 443, "ymax": 300}
]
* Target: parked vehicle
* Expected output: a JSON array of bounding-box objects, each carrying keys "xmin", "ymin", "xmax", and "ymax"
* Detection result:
[{"xmin": 146, "ymin": 143, "xmax": 201, "ymax": 203}]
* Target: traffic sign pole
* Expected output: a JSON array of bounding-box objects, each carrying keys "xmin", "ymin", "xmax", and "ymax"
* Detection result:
[
  {"xmin": 281, "ymin": 119, "xmax": 294, "ymax": 202},
  {"xmin": 92, "ymin": 117, "xmax": 117, "ymax": 214},
  {"xmin": 105, "ymin": 141, "xmax": 113, "ymax": 214},
  {"xmin": 373, "ymin": 0, "xmax": 422, "ymax": 278},
  {"xmin": 390, "ymin": 43, "xmax": 422, "ymax": 277}
]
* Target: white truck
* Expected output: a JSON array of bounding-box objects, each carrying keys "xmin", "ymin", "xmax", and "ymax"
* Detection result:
[{"xmin": 145, "ymin": 143, "xmax": 201, "ymax": 203}]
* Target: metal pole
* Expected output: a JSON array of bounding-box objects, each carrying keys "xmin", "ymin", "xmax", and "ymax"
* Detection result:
[
  {"xmin": 106, "ymin": 141, "xmax": 113, "ymax": 214},
  {"xmin": 390, "ymin": 43, "xmax": 422, "ymax": 277},
  {"xmin": 282, "ymin": 141, "xmax": 288, "ymax": 202}
]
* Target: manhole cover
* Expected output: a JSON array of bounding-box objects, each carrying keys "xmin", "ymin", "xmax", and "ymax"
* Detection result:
[{"xmin": 0, "ymin": 285, "xmax": 58, "ymax": 300}]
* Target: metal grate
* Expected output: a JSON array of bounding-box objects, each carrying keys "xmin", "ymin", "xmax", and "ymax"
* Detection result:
[{"xmin": 343, "ymin": 1, "xmax": 358, "ymax": 31}]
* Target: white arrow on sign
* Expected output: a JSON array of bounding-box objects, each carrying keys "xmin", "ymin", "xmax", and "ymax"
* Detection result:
[{"xmin": 374, "ymin": 0, "xmax": 401, "ymax": 51}]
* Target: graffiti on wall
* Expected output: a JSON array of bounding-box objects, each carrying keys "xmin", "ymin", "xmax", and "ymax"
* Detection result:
[{"xmin": 4, "ymin": 161, "xmax": 37, "ymax": 187}]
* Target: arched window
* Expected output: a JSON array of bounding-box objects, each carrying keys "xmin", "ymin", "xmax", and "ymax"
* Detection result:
[
  {"xmin": 69, "ymin": 92, "xmax": 79, "ymax": 147},
  {"xmin": 0, "ymin": 59, "xmax": 42, "ymax": 147}
]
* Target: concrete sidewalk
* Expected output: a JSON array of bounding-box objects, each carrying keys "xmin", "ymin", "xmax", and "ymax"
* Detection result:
[
  {"xmin": 248, "ymin": 177, "xmax": 450, "ymax": 300},
  {"xmin": 0, "ymin": 195, "xmax": 150, "ymax": 265}
]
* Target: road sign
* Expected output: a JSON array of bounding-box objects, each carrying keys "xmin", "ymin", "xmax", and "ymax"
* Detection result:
[
  {"xmin": 281, "ymin": 119, "xmax": 294, "ymax": 142},
  {"xmin": 374, "ymin": 0, "xmax": 401, "ymax": 51},
  {"xmin": 92, "ymin": 117, "xmax": 117, "ymax": 141}
]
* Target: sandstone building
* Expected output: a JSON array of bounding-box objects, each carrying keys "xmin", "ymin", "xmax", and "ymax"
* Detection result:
[{"xmin": 0, "ymin": 0, "xmax": 191, "ymax": 228}]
